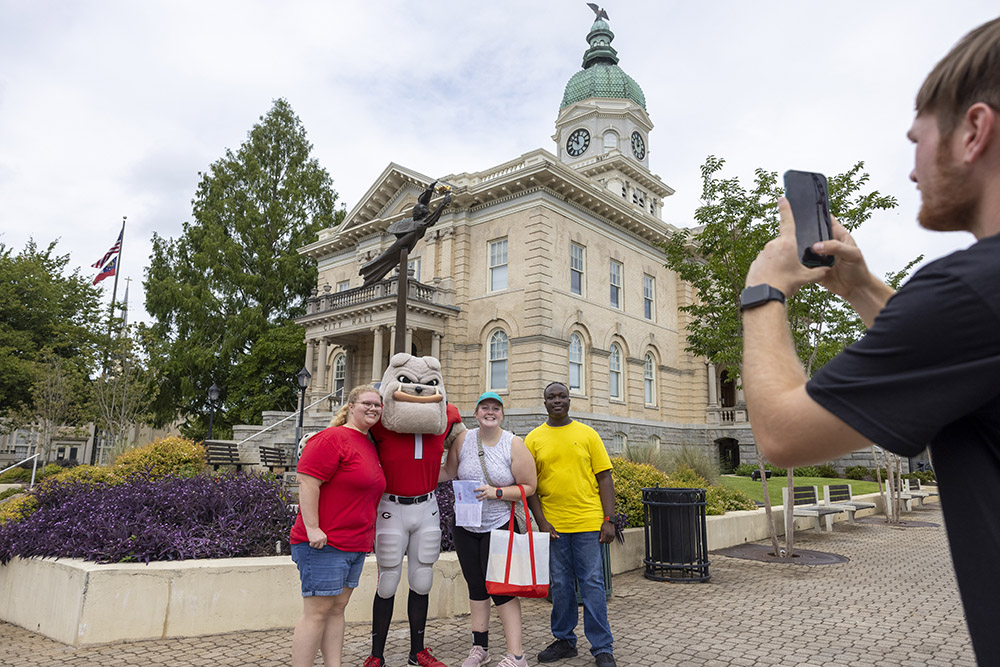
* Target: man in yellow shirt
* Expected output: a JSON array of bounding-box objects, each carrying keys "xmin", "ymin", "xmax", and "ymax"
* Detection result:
[{"xmin": 526, "ymin": 382, "xmax": 616, "ymax": 667}]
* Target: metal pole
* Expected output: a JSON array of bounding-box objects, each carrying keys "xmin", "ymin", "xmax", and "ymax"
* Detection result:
[
  {"xmin": 295, "ymin": 386, "xmax": 306, "ymax": 456},
  {"xmin": 208, "ymin": 408, "xmax": 215, "ymax": 441},
  {"xmin": 103, "ymin": 217, "xmax": 126, "ymax": 374},
  {"xmin": 394, "ymin": 247, "xmax": 408, "ymax": 354}
]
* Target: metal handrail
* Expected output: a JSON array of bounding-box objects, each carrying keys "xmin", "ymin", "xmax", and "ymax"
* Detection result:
[
  {"xmin": 235, "ymin": 390, "xmax": 341, "ymax": 446},
  {"xmin": 0, "ymin": 453, "xmax": 41, "ymax": 489}
]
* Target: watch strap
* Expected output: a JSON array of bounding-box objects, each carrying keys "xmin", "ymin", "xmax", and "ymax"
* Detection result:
[{"xmin": 740, "ymin": 284, "xmax": 786, "ymax": 311}]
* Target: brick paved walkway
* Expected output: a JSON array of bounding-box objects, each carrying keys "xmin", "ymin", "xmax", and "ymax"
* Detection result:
[{"xmin": 0, "ymin": 503, "xmax": 975, "ymax": 666}]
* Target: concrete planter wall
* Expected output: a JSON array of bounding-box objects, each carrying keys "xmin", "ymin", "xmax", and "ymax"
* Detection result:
[{"xmin": 0, "ymin": 491, "xmax": 903, "ymax": 646}]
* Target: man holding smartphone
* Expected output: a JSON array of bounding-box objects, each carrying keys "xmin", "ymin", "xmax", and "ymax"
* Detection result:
[{"xmin": 741, "ymin": 17, "xmax": 1000, "ymax": 664}]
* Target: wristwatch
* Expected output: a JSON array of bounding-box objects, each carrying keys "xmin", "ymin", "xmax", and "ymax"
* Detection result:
[
  {"xmin": 740, "ymin": 284, "xmax": 785, "ymax": 311},
  {"xmin": 495, "ymin": 487, "xmax": 503, "ymax": 499}
]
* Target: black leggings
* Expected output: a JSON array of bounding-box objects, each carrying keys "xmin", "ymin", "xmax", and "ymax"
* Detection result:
[{"xmin": 453, "ymin": 522, "xmax": 515, "ymax": 607}]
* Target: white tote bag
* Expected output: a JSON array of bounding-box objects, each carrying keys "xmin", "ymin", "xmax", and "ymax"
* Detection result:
[{"xmin": 485, "ymin": 488, "xmax": 550, "ymax": 598}]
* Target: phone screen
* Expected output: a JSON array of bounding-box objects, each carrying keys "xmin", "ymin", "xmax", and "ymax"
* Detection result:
[{"xmin": 783, "ymin": 170, "xmax": 834, "ymax": 268}]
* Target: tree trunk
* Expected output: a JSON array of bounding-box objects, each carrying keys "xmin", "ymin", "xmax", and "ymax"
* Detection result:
[
  {"xmin": 872, "ymin": 446, "xmax": 889, "ymax": 523},
  {"xmin": 756, "ymin": 446, "xmax": 782, "ymax": 557},
  {"xmin": 784, "ymin": 470, "xmax": 795, "ymax": 557}
]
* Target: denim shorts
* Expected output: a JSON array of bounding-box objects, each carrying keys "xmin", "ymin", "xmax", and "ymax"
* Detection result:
[{"xmin": 290, "ymin": 542, "xmax": 367, "ymax": 597}]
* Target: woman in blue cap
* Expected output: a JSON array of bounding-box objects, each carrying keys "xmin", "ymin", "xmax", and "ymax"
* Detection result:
[{"xmin": 440, "ymin": 391, "xmax": 537, "ymax": 667}]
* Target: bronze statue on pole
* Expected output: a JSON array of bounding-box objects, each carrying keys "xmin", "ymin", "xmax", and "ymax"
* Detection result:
[{"xmin": 359, "ymin": 180, "xmax": 452, "ymax": 354}]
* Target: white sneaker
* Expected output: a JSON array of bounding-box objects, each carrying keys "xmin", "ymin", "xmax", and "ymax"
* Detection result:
[
  {"xmin": 462, "ymin": 645, "xmax": 490, "ymax": 667},
  {"xmin": 497, "ymin": 654, "xmax": 527, "ymax": 667}
]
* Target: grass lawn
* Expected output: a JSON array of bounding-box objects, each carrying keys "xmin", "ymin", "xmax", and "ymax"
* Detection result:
[{"xmin": 719, "ymin": 475, "xmax": 881, "ymax": 506}]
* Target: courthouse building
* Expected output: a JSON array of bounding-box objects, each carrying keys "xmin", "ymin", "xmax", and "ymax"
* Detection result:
[{"xmin": 295, "ymin": 14, "xmax": 749, "ymax": 468}]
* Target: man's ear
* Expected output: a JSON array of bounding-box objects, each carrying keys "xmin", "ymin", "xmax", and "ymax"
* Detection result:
[{"xmin": 960, "ymin": 102, "xmax": 997, "ymax": 164}]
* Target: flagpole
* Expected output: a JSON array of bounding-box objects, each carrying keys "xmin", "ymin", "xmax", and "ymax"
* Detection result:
[{"xmin": 94, "ymin": 216, "xmax": 126, "ymax": 466}]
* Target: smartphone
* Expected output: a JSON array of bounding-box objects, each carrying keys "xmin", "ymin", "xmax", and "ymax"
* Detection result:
[{"xmin": 783, "ymin": 170, "xmax": 834, "ymax": 268}]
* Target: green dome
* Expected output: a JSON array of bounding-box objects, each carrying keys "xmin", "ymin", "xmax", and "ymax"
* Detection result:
[{"xmin": 559, "ymin": 18, "xmax": 646, "ymax": 110}]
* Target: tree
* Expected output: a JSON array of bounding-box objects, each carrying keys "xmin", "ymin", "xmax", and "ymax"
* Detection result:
[
  {"xmin": 144, "ymin": 99, "xmax": 343, "ymax": 437},
  {"xmin": 0, "ymin": 240, "xmax": 102, "ymax": 423},
  {"xmin": 663, "ymin": 157, "xmax": 910, "ymax": 553},
  {"xmin": 30, "ymin": 350, "xmax": 90, "ymax": 461},
  {"xmin": 91, "ymin": 325, "xmax": 159, "ymax": 461}
]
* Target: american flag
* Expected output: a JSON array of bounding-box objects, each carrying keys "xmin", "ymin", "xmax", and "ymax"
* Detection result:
[{"xmin": 91, "ymin": 230, "xmax": 123, "ymax": 269}]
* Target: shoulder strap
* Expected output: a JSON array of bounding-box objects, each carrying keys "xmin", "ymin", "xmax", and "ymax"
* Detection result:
[{"xmin": 476, "ymin": 429, "xmax": 496, "ymax": 486}]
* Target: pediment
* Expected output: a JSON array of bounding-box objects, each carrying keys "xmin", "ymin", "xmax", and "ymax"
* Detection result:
[{"xmin": 336, "ymin": 163, "xmax": 435, "ymax": 234}]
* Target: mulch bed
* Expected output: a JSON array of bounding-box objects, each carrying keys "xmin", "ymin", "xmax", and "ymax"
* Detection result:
[{"xmin": 712, "ymin": 543, "xmax": 849, "ymax": 565}]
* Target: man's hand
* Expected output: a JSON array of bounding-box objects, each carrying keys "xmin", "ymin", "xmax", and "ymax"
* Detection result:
[
  {"xmin": 745, "ymin": 197, "xmax": 831, "ymax": 297},
  {"xmin": 306, "ymin": 526, "xmax": 328, "ymax": 549},
  {"xmin": 599, "ymin": 520, "xmax": 615, "ymax": 544},
  {"xmin": 537, "ymin": 517, "xmax": 559, "ymax": 540}
]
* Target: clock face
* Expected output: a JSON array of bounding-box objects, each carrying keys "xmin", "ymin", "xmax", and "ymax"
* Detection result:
[
  {"xmin": 631, "ymin": 131, "xmax": 646, "ymax": 160},
  {"xmin": 566, "ymin": 128, "xmax": 590, "ymax": 157}
]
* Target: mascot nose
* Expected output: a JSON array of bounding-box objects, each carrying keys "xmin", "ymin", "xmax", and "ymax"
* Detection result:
[{"xmin": 414, "ymin": 386, "xmax": 424, "ymax": 394}]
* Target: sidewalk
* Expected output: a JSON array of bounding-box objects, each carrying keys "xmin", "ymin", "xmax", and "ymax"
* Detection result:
[{"xmin": 0, "ymin": 503, "xmax": 974, "ymax": 666}]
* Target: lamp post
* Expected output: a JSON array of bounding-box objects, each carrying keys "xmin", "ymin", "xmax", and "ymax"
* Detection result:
[
  {"xmin": 293, "ymin": 367, "xmax": 311, "ymax": 463},
  {"xmin": 207, "ymin": 383, "xmax": 220, "ymax": 440}
]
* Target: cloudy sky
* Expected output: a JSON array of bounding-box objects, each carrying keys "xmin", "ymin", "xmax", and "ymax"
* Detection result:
[{"xmin": 1, "ymin": 1, "xmax": 996, "ymax": 323}]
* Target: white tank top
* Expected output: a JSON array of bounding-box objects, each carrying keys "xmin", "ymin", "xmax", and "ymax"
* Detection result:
[{"xmin": 456, "ymin": 428, "xmax": 517, "ymax": 532}]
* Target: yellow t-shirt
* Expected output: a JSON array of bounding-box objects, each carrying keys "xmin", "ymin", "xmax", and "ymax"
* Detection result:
[{"xmin": 524, "ymin": 420, "xmax": 612, "ymax": 533}]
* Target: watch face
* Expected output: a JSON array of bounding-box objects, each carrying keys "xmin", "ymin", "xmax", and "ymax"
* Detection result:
[
  {"xmin": 566, "ymin": 128, "xmax": 590, "ymax": 157},
  {"xmin": 631, "ymin": 131, "xmax": 646, "ymax": 160}
]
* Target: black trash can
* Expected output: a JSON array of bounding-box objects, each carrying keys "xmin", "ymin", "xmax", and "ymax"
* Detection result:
[{"xmin": 642, "ymin": 487, "xmax": 710, "ymax": 582}]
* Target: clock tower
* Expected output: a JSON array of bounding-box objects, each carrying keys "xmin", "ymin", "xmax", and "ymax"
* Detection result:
[{"xmin": 554, "ymin": 10, "xmax": 669, "ymax": 219}]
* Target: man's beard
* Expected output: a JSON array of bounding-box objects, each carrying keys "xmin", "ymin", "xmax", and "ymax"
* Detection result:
[{"xmin": 917, "ymin": 142, "xmax": 978, "ymax": 232}]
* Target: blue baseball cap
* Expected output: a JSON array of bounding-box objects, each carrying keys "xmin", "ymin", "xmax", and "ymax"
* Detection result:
[{"xmin": 476, "ymin": 391, "xmax": 504, "ymax": 407}]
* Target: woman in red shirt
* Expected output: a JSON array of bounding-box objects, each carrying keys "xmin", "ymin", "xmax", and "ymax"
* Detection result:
[{"xmin": 291, "ymin": 385, "xmax": 386, "ymax": 667}]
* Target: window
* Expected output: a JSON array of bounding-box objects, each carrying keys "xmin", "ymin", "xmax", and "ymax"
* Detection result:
[
  {"xmin": 488, "ymin": 330, "xmax": 508, "ymax": 390},
  {"xmin": 643, "ymin": 274, "xmax": 655, "ymax": 320},
  {"xmin": 644, "ymin": 353, "xmax": 656, "ymax": 405},
  {"xmin": 407, "ymin": 257, "xmax": 422, "ymax": 281},
  {"xmin": 333, "ymin": 354, "xmax": 346, "ymax": 402},
  {"xmin": 336, "ymin": 280, "xmax": 350, "ymax": 292},
  {"xmin": 609, "ymin": 260, "xmax": 623, "ymax": 309},
  {"xmin": 569, "ymin": 333, "xmax": 584, "ymax": 392},
  {"xmin": 633, "ymin": 188, "xmax": 646, "ymax": 207},
  {"xmin": 649, "ymin": 435, "xmax": 661, "ymax": 452},
  {"xmin": 603, "ymin": 132, "xmax": 618, "ymax": 152},
  {"xmin": 609, "ymin": 343, "xmax": 623, "ymax": 399},
  {"xmin": 570, "ymin": 243, "xmax": 585, "ymax": 295},
  {"xmin": 612, "ymin": 432, "xmax": 627, "ymax": 454},
  {"xmin": 489, "ymin": 239, "xmax": 508, "ymax": 292}
]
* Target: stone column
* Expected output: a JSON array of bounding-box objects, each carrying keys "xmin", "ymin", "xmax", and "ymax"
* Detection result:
[
  {"xmin": 389, "ymin": 325, "xmax": 396, "ymax": 356},
  {"xmin": 405, "ymin": 327, "xmax": 413, "ymax": 354},
  {"xmin": 371, "ymin": 326, "xmax": 384, "ymax": 382},
  {"xmin": 707, "ymin": 362, "xmax": 718, "ymax": 407},
  {"xmin": 316, "ymin": 338, "xmax": 329, "ymax": 395},
  {"xmin": 305, "ymin": 340, "xmax": 316, "ymax": 375},
  {"xmin": 431, "ymin": 332, "xmax": 441, "ymax": 359}
]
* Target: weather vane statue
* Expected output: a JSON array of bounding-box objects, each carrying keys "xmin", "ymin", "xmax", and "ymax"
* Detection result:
[
  {"xmin": 360, "ymin": 180, "xmax": 452, "ymax": 286},
  {"xmin": 587, "ymin": 2, "xmax": 609, "ymax": 20}
]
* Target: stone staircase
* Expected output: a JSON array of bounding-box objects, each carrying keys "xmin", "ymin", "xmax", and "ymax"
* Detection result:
[{"xmin": 228, "ymin": 407, "xmax": 337, "ymax": 471}]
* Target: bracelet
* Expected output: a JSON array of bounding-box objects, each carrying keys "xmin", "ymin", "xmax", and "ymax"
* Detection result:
[{"xmin": 604, "ymin": 516, "xmax": 611, "ymax": 523}]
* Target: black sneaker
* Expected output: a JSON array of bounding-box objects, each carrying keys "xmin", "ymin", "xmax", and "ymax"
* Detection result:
[
  {"xmin": 594, "ymin": 653, "xmax": 616, "ymax": 667},
  {"xmin": 538, "ymin": 639, "xmax": 577, "ymax": 663}
]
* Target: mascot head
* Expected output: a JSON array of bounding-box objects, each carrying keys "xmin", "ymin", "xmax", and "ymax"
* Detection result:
[{"xmin": 379, "ymin": 353, "xmax": 448, "ymax": 435}]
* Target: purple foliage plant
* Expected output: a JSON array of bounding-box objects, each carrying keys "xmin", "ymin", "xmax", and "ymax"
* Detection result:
[{"xmin": 0, "ymin": 472, "xmax": 296, "ymax": 564}]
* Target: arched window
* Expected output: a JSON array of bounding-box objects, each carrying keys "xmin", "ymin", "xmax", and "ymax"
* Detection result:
[
  {"xmin": 488, "ymin": 330, "xmax": 508, "ymax": 391},
  {"xmin": 569, "ymin": 333, "xmax": 584, "ymax": 393},
  {"xmin": 333, "ymin": 354, "xmax": 346, "ymax": 403},
  {"xmin": 609, "ymin": 343, "xmax": 623, "ymax": 399},
  {"xmin": 612, "ymin": 432, "xmax": 627, "ymax": 454},
  {"xmin": 644, "ymin": 353, "xmax": 656, "ymax": 405},
  {"xmin": 649, "ymin": 435, "xmax": 661, "ymax": 452},
  {"xmin": 603, "ymin": 131, "xmax": 618, "ymax": 152}
]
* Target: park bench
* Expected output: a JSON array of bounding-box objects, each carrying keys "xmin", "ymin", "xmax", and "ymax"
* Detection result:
[
  {"xmin": 903, "ymin": 478, "xmax": 933, "ymax": 508},
  {"xmin": 823, "ymin": 483, "xmax": 876, "ymax": 524},
  {"xmin": 781, "ymin": 485, "xmax": 847, "ymax": 532},
  {"xmin": 205, "ymin": 441, "xmax": 247, "ymax": 472},
  {"xmin": 259, "ymin": 445, "xmax": 289, "ymax": 474},
  {"xmin": 750, "ymin": 469, "xmax": 772, "ymax": 482}
]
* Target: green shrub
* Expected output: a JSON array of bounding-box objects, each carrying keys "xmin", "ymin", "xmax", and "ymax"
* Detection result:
[
  {"xmin": 0, "ymin": 494, "xmax": 37, "ymax": 525},
  {"xmin": 112, "ymin": 436, "xmax": 206, "ymax": 479},
  {"xmin": 0, "ymin": 488, "xmax": 24, "ymax": 502},
  {"xmin": 668, "ymin": 465, "xmax": 710, "ymax": 488},
  {"xmin": 0, "ymin": 467, "xmax": 30, "ymax": 483},
  {"xmin": 706, "ymin": 485, "xmax": 758, "ymax": 515},
  {"xmin": 610, "ymin": 457, "xmax": 670, "ymax": 528},
  {"xmin": 813, "ymin": 464, "xmax": 839, "ymax": 478},
  {"xmin": 661, "ymin": 446, "xmax": 720, "ymax": 485},
  {"xmin": 622, "ymin": 444, "xmax": 672, "ymax": 473},
  {"xmin": 733, "ymin": 463, "xmax": 757, "ymax": 477},
  {"xmin": 844, "ymin": 466, "xmax": 870, "ymax": 480},
  {"xmin": 764, "ymin": 463, "xmax": 787, "ymax": 476},
  {"xmin": 903, "ymin": 470, "xmax": 935, "ymax": 484}
]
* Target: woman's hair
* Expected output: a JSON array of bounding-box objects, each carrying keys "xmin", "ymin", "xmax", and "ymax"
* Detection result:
[{"xmin": 331, "ymin": 384, "xmax": 380, "ymax": 427}]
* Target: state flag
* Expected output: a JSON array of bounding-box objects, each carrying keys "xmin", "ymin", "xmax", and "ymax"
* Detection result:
[{"xmin": 93, "ymin": 257, "xmax": 117, "ymax": 286}]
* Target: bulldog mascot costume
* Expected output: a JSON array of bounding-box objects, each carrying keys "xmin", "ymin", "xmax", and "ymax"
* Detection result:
[{"xmin": 365, "ymin": 353, "xmax": 464, "ymax": 667}]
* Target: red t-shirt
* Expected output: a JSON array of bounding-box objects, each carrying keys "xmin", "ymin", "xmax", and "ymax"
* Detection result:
[
  {"xmin": 290, "ymin": 426, "xmax": 386, "ymax": 550},
  {"xmin": 370, "ymin": 403, "xmax": 462, "ymax": 496}
]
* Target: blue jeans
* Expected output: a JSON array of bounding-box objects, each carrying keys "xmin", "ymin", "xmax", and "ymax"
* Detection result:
[{"xmin": 549, "ymin": 531, "xmax": 613, "ymax": 656}]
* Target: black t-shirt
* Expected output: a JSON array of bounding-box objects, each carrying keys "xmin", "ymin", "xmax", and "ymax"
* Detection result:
[{"xmin": 807, "ymin": 232, "xmax": 1000, "ymax": 663}]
